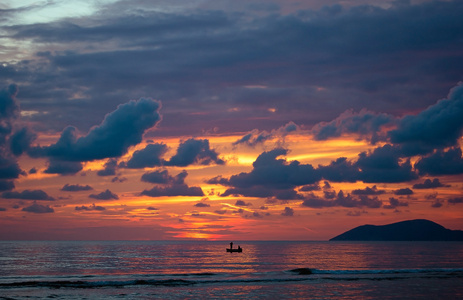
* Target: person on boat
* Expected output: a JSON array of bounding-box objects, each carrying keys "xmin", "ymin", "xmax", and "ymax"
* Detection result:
[
  {"xmin": 230, "ymin": 242, "xmax": 233, "ymax": 249},
  {"xmin": 238, "ymin": 245, "xmax": 241, "ymax": 251}
]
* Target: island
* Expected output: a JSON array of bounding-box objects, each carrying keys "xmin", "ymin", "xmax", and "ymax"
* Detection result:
[{"xmin": 330, "ymin": 219, "xmax": 463, "ymax": 241}]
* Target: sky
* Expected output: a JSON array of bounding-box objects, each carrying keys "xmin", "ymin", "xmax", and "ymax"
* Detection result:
[{"xmin": 0, "ymin": 0, "xmax": 462, "ymax": 241}]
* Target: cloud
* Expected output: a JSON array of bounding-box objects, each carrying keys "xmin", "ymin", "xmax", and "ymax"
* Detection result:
[
  {"xmin": 352, "ymin": 185, "xmax": 385, "ymax": 195},
  {"xmin": 111, "ymin": 176, "xmax": 127, "ymax": 183},
  {"xmin": 194, "ymin": 202, "xmax": 210, "ymax": 208},
  {"xmin": 383, "ymin": 197, "xmax": 408, "ymax": 209},
  {"xmin": 281, "ymin": 207, "xmax": 294, "ymax": 216},
  {"xmin": 393, "ymin": 188, "xmax": 413, "ymax": 195},
  {"xmin": 141, "ymin": 169, "xmax": 182, "ymax": 184},
  {"xmin": 389, "ymin": 82, "xmax": 463, "ymax": 151},
  {"xmin": 414, "ymin": 147, "xmax": 463, "ymax": 175},
  {"xmin": 141, "ymin": 170, "xmax": 204, "ymax": 197},
  {"xmin": 75, "ymin": 203, "xmax": 106, "ymax": 211},
  {"xmin": 412, "ymin": 178, "xmax": 450, "ymax": 189},
  {"xmin": 166, "ymin": 138, "xmax": 224, "ymax": 166},
  {"xmin": 213, "ymin": 145, "xmax": 420, "ymax": 200},
  {"xmin": 142, "ymin": 184, "xmax": 204, "ymax": 197},
  {"xmin": 0, "ymin": 84, "xmax": 19, "ymax": 120},
  {"xmin": 97, "ymin": 158, "xmax": 117, "ymax": 176},
  {"xmin": 22, "ymin": 202, "xmax": 54, "ymax": 213},
  {"xmin": 224, "ymin": 148, "xmax": 320, "ymax": 189},
  {"xmin": 431, "ymin": 200, "xmax": 443, "ymax": 208},
  {"xmin": 123, "ymin": 143, "xmax": 167, "ymax": 168},
  {"xmin": 89, "ymin": 189, "xmax": 119, "ymax": 200},
  {"xmin": 448, "ymin": 197, "xmax": 463, "ymax": 205},
  {"xmin": 61, "ymin": 184, "xmax": 93, "ymax": 191},
  {"xmin": 9, "ymin": 127, "xmax": 36, "ymax": 156},
  {"xmin": 312, "ymin": 109, "xmax": 394, "ymax": 143},
  {"xmin": 232, "ymin": 122, "xmax": 300, "ymax": 147},
  {"xmin": 1, "ymin": 189, "xmax": 54, "ymax": 200},
  {"xmin": 217, "ymin": 148, "xmax": 319, "ymax": 199},
  {"xmin": 0, "ymin": 180, "xmax": 14, "ymax": 191},
  {"xmin": 354, "ymin": 145, "xmax": 417, "ymax": 183},
  {"xmin": 233, "ymin": 129, "xmax": 272, "ymax": 147},
  {"xmin": 319, "ymin": 145, "xmax": 417, "ymax": 183},
  {"xmin": 235, "ymin": 200, "xmax": 251, "ymax": 207},
  {"xmin": 301, "ymin": 190, "xmax": 382, "ymax": 209},
  {"xmin": 43, "ymin": 158, "xmax": 83, "ymax": 175},
  {"xmin": 0, "ymin": 84, "xmax": 26, "ymax": 185},
  {"xmin": 4, "ymin": 1, "xmax": 463, "ymax": 139},
  {"xmin": 299, "ymin": 183, "xmax": 321, "ymax": 191},
  {"xmin": 29, "ymin": 97, "xmax": 161, "ymax": 162}
]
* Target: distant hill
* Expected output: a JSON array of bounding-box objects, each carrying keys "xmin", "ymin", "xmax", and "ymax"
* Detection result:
[{"xmin": 330, "ymin": 219, "xmax": 463, "ymax": 241}]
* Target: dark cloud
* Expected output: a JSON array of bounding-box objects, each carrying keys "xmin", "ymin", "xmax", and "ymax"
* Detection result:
[
  {"xmin": 221, "ymin": 186, "xmax": 278, "ymax": 198},
  {"xmin": 355, "ymin": 145, "xmax": 417, "ymax": 183},
  {"xmin": 213, "ymin": 145, "xmax": 420, "ymax": 200},
  {"xmin": 43, "ymin": 158, "xmax": 83, "ymax": 175},
  {"xmin": 301, "ymin": 193, "xmax": 334, "ymax": 208},
  {"xmin": 235, "ymin": 200, "xmax": 251, "ymax": 207},
  {"xmin": 299, "ymin": 183, "xmax": 321, "ymax": 192},
  {"xmin": 414, "ymin": 147, "xmax": 463, "ymax": 175},
  {"xmin": 97, "ymin": 158, "xmax": 117, "ymax": 176},
  {"xmin": 448, "ymin": 197, "xmax": 463, "ymax": 205},
  {"xmin": 318, "ymin": 157, "xmax": 359, "ymax": 183},
  {"xmin": 431, "ymin": 200, "xmax": 443, "ymax": 208},
  {"xmin": 123, "ymin": 143, "xmax": 167, "ymax": 168},
  {"xmin": 336, "ymin": 191, "xmax": 382, "ymax": 209},
  {"xmin": 412, "ymin": 178, "xmax": 450, "ymax": 189},
  {"xmin": 75, "ymin": 203, "xmax": 106, "ymax": 211},
  {"xmin": 319, "ymin": 144, "xmax": 417, "ymax": 184},
  {"xmin": 141, "ymin": 170, "xmax": 204, "ymax": 197},
  {"xmin": 281, "ymin": 207, "xmax": 294, "ymax": 216},
  {"xmin": 302, "ymin": 190, "xmax": 382, "ymax": 209},
  {"xmin": 323, "ymin": 190, "xmax": 336, "ymax": 199},
  {"xmin": 6, "ymin": 1, "xmax": 462, "ymax": 138},
  {"xmin": 2, "ymin": 189, "xmax": 54, "ymax": 200},
  {"xmin": 22, "ymin": 202, "xmax": 54, "ymax": 213},
  {"xmin": 352, "ymin": 185, "xmax": 385, "ymax": 195},
  {"xmin": 61, "ymin": 184, "xmax": 93, "ymax": 191},
  {"xmin": 232, "ymin": 122, "xmax": 299, "ymax": 147},
  {"xmin": 89, "ymin": 189, "xmax": 119, "ymax": 200},
  {"xmin": 0, "ymin": 207, "xmax": 6, "ymax": 211},
  {"xmin": 389, "ymin": 83, "xmax": 463, "ymax": 151},
  {"xmin": 111, "ymin": 176, "xmax": 127, "ymax": 183},
  {"xmin": 394, "ymin": 188, "xmax": 414, "ymax": 195},
  {"xmin": 147, "ymin": 206, "xmax": 158, "ymax": 210},
  {"xmin": 383, "ymin": 197, "xmax": 408, "ymax": 209},
  {"xmin": 312, "ymin": 109, "xmax": 394, "ymax": 143},
  {"xmin": 194, "ymin": 202, "xmax": 210, "ymax": 208},
  {"xmin": 141, "ymin": 184, "xmax": 204, "ymax": 197},
  {"xmin": 141, "ymin": 169, "xmax": 181, "ymax": 184},
  {"xmin": 222, "ymin": 148, "xmax": 320, "ymax": 190},
  {"xmin": 0, "ymin": 84, "xmax": 19, "ymax": 120},
  {"xmin": 0, "ymin": 84, "xmax": 25, "ymax": 185},
  {"xmin": 0, "ymin": 180, "xmax": 14, "ymax": 191},
  {"xmin": 166, "ymin": 138, "xmax": 224, "ymax": 166},
  {"xmin": 233, "ymin": 129, "xmax": 271, "ymax": 147},
  {"xmin": 29, "ymin": 98, "xmax": 161, "ymax": 162},
  {"xmin": 9, "ymin": 127, "xmax": 36, "ymax": 156}
]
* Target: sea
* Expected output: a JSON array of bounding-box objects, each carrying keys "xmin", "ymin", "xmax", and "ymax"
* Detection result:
[{"xmin": 0, "ymin": 241, "xmax": 462, "ymax": 299}]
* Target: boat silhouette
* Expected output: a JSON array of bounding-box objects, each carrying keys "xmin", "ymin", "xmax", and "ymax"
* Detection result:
[{"xmin": 226, "ymin": 242, "xmax": 242, "ymax": 253}]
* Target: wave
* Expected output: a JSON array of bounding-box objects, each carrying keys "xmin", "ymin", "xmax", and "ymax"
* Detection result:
[{"xmin": 1, "ymin": 268, "xmax": 462, "ymax": 290}]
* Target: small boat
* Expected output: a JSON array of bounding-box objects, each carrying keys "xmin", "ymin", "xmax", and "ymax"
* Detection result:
[{"xmin": 226, "ymin": 248, "xmax": 242, "ymax": 253}]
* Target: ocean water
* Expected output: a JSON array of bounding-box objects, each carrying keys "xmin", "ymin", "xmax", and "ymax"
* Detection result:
[{"xmin": 0, "ymin": 241, "xmax": 462, "ymax": 299}]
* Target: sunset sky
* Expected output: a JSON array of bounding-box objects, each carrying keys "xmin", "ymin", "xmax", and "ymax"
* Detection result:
[{"xmin": 1, "ymin": 0, "xmax": 462, "ymax": 241}]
